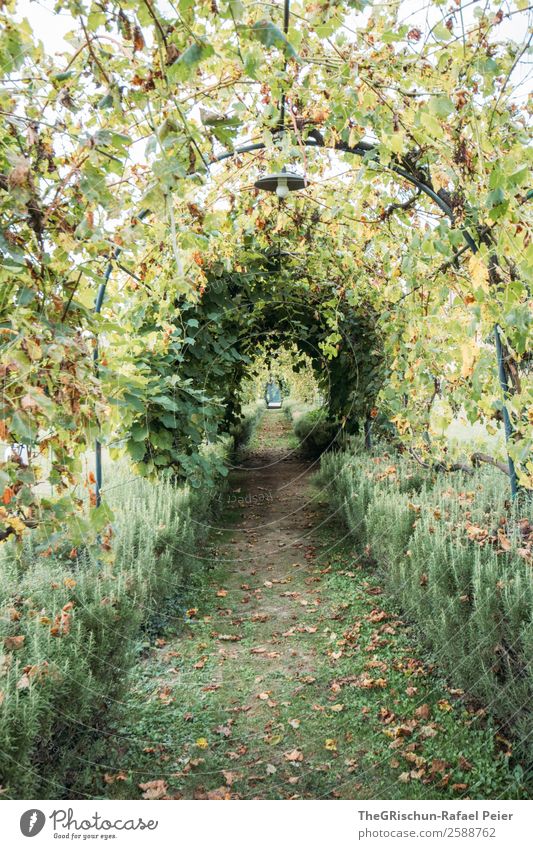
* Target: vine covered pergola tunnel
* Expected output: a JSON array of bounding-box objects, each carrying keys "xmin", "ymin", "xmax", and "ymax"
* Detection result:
[{"xmin": 0, "ymin": 0, "xmax": 532, "ymax": 806}]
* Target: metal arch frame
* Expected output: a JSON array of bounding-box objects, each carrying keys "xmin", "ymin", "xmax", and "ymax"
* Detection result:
[{"xmin": 93, "ymin": 135, "xmax": 520, "ymax": 504}]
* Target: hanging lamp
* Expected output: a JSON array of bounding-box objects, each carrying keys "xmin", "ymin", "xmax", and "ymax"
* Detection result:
[{"xmin": 254, "ymin": 167, "xmax": 307, "ymax": 199}]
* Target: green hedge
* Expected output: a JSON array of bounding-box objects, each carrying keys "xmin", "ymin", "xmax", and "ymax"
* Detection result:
[
  {"xmin": 293, "ymin": 408, "xmax": 342, "ymax": 456},
  {"xmin": 229, "ymin": 401, "xmax": 265, "ymax": 448},
  {"xmin": 0, "ymin": 408, "xmax": 262, "ymax": 798},
  {"xmin": 317, "ymin": 445, "xmax": 533, "ymax": 765}
]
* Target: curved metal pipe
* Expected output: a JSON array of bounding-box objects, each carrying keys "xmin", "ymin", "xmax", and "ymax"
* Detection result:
[{"xmin": 93, "ymin": 134, "xmax": 522, "ymax": 502}]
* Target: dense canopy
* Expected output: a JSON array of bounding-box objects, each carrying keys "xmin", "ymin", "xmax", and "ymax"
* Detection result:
[{"xmin": 0, "ymin": 0, "xmax": 531, "ymax": 543}]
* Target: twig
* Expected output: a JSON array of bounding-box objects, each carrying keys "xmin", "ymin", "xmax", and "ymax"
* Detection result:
[
  {"xmin": 79, "ymin": 17, "xmax": 111, "ymax": 86},
  {"xmin": 142, "ymin": 0, "xmax": 168, "ymax": 49},
  {"xmin": 61, "ymin": 271, "xmax": 83, "ymax": 321}
]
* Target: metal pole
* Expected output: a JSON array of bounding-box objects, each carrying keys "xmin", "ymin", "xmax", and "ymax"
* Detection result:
[
  {"xmin": 278, "ymin": 0, "xmax": 290, "ymax": 131},
  {"xmin": 364, "ymin": 416, "xmax": 372, "ymax": 451},
  {"xmin": 494, "ymin": 325, "xmax": 518, "ymax": 497},
  {"xmin": 93, "ymin": 212, "xmax": 150, "ymax": 507},
  {"xmin": 93, "ymin": 254, "xmax": 116, "ymax": 508}
]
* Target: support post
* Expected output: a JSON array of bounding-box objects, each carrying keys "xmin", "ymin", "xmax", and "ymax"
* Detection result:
[
  {"xmin": 93, "ymin": 255, "xmax": 116, "ymax": 508},
  {"xmin": 364, "ymin": 416, "xmax": 372, "ymax": 451},
  {"xmin": 92, "ymin": 210, "xmax": 150, "ymax": 506},
  {"xmin": 493, "ymin": 324, "xmax": 519, "ymax": 498}
]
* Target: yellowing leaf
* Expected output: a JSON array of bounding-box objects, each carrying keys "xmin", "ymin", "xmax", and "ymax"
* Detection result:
[
  {"xmin": 6, "ymin": 517, "xmax": 27, "ymax": 536},
  {"xmin": 196, "ymin": 737, "xmax": 209, "ymax": 749},
  {"xmin": 468, "ymin": 254, "xmax": 489, "ymax": 292},
  {"xmin": 460, "ymin": 342, "xmax": 477, "ymax": 378}
]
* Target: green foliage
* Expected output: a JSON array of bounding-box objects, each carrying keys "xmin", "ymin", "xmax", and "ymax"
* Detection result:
[
  {"xmin": 319, "ymin": 444, "xmax": 533, "ymax": 764},
  {"xmin": 0, "ymin": 438, "xmax": 236, "ymax": 797},
  {"xmin": 293, "ymin": 408, "xmax": 341, "ymax": 456},
  {"xmin": 1, "ymin": 0, "xmax": 531, "ymax": 548},
  {"xmin": 228, "ymin": 401, "xmax": 265, "ymax": 448}
]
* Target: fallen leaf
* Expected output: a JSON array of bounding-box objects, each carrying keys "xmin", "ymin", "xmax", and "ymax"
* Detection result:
[
  {"xmin": 497, "ymin": 528, "xmax": 511, "ymax": 551},
  {"xmin": 415, "ymin": 703, "xmax": 430, "ymax": 720},
  {"xmin": 4, "ymin": 636, "xmax": 24, "ymax": 651},
  {"xmin": 139, "ymin": 779, "xmax": 168, "ymax": 799},
  {"xmin": 429, "ymin": 758, "xmax": 448, "ymax": 775},
  {"xmin": 420, "ymin": 725, "xmax": 438, "ymax": 739},
  {"xmin": 358, "ymin": 676, "xmax": 387, "ymax": 689},
  {"xmin": 204, "ymin": 787, "xmax": 232, "ymax": 800},
  {"xmin": 104, "ymin": 772, "xmax": 127, "ymax": 784},
  {"xmin": 283, "ymin": 749, "xmax": 303, "ymax": 762},
  {"xmin": 222, "ymin": 770, "xmax": 240, "ymax": 786}
]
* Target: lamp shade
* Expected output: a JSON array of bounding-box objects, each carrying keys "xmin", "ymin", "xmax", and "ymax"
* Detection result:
[{"xmin": 254, "ymin": 168, "xmax": 307, "ymax": 198}]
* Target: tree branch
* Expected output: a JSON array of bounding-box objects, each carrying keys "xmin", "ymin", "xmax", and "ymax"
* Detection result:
[{"xmin": 471, "ymin": 452, "xmax": 510, "ymax": 476}]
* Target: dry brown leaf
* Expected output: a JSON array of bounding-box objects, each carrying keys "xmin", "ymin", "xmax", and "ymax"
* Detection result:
[
  {"xmin": 4, "ymin": 635, "xmax": 25, "ymax": 651},
  {"xmin": 284, "ymin": 749, "xmax": 304, "ymax": 762},
  {"xmin": 139, "ymin": 779, "xmax": 168, "ymax": 799},
  {"xmin": 222, "ymin": 770, "xmax": 241, "ymax": 786},
  {"xmin": 205, "ymin": 786, "xmax": 232, "ymax": 800},
  {"xmin": 104, "ymin": 772, "xmax": 127, "ymax": 784}
]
